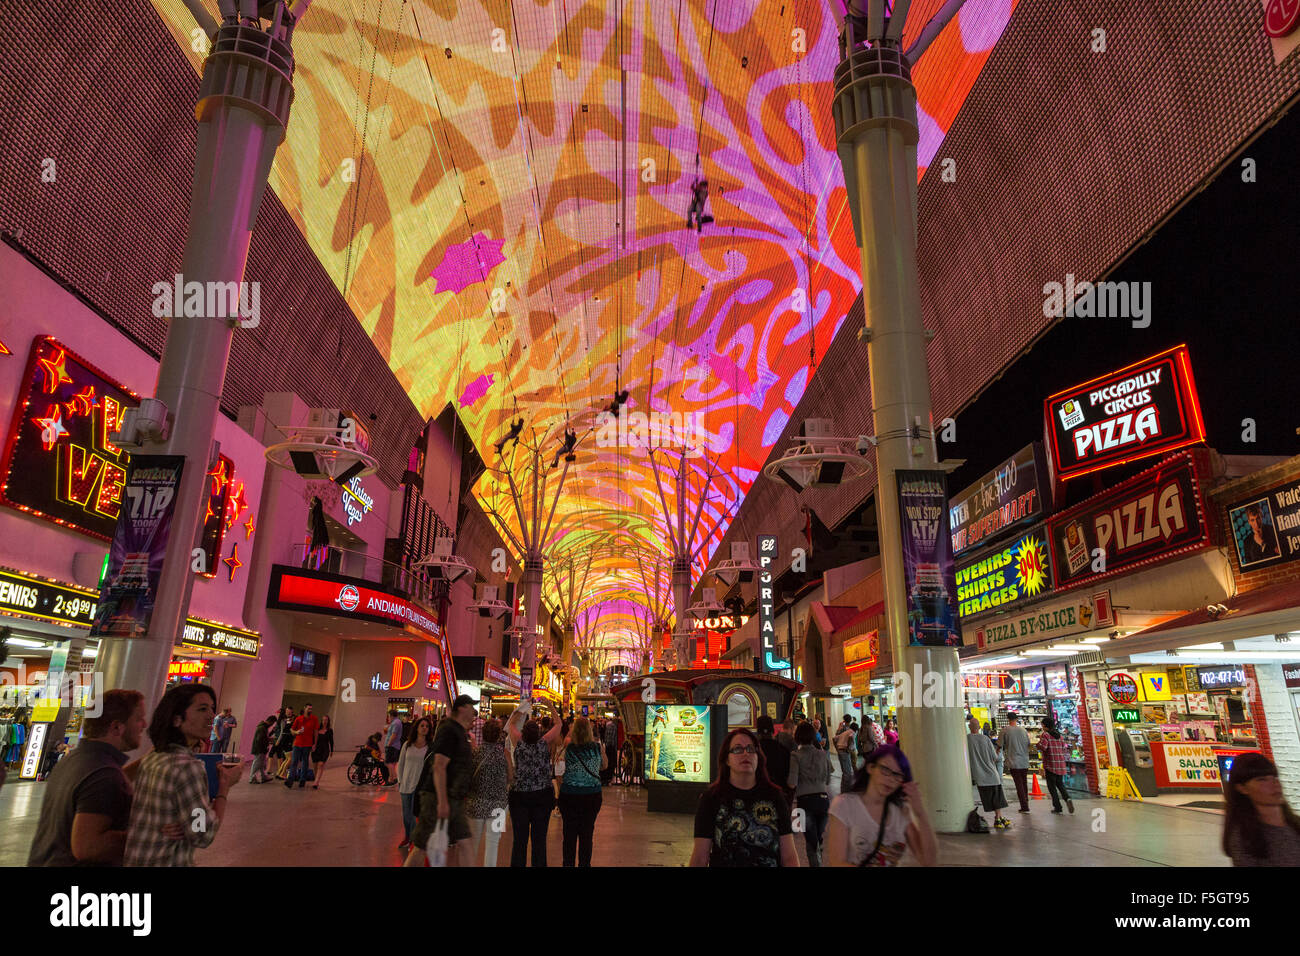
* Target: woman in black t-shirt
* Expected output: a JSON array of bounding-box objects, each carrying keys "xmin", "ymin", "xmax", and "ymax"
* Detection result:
[{"xmin": 690, "ymin": 728, "xmax": 797, "ymax": 867}]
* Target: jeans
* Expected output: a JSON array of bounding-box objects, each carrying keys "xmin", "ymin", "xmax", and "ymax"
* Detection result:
[
  {"xmin": 1009, "ymin": 768, "xmax": 1030, "ymax": 810},
  {"xmin": 795, "ymin": 792, "xmax": 830, "ymax": 867},
  {"xmin": 400, "ymin": 791, "xmax": 416, "ymax": 841},
  {"xmin": 558, "ymin": 790, "xmax": 602, "ymax": 867},
  {"xmin": 508, "ymin": 789, "xmax": 554, "ymax": 867},
  {"xmin": 248, "ymin": 753, "xmax": 270, "ymax": 782},
  {"xmin": 1044, "ymin": 771, "xmax": 1071, "ymax": 811},
  {"xmin": 288, "ymin": 745, "xmax": 313, "ymax": 785},
  {"xmin": 837, "ymin": 752, "xmax": 855, "ymax": 792},
  {"xmin": 466, "ymin": 815, "xmax": 505, "ymax": 866}
]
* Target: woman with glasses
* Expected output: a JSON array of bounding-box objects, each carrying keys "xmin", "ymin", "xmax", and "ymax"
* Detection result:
[
  {"xmin": 825, "ymin": 744, "xmax": 937, "ymax": 867},
  {"xmin": 689, "ymin": 728, "xmax": 798, "ymax": 867},
  {"xmin": 1222, "ymin": 752, "xmax": 1300, "ymax": 866}
]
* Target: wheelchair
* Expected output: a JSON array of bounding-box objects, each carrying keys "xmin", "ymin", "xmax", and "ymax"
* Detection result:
[{"xmin": 346, "ymin": 747, "xmax": 389, "ymax": 786}]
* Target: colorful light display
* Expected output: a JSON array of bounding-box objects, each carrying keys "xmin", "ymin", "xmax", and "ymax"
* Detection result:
[{"xmin": 152, "ymin": 0, "xmax": 1019, "ymax": 600}]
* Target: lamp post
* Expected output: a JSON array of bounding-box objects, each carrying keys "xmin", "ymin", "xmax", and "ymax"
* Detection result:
[
  {"xmin": 829, "ymin": 8, "xmax": 969, "ymax": 832},
  {"xmin": 96, "ymin": 12, "xmax": 299, "ymax": 717}
]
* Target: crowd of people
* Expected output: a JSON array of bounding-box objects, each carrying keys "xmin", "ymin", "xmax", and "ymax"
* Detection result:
[{"xmin": 18, "ymin": 686, "xmax": 1300, "ymax": 868}]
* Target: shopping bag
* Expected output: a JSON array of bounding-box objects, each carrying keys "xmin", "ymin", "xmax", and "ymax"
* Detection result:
[{"xmin": 425, "ymin": 820, "xmax": 450, "ymax": 867}]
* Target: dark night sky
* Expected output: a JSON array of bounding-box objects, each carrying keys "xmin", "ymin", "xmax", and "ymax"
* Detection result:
[{"xmin": 943, "ymin": 101, "xmax": 1300, "ymax": 503}]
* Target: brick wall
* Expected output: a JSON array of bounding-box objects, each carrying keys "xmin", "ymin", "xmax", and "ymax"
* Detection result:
[{"xmin": 1248, "ymin": 663, "xmax": 1300, "ymax": 806}]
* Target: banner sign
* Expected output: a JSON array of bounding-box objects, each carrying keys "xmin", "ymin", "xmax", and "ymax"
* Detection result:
[
  {"xmin": 90, "ymin": 455, "xmax": 185, "ymax": 638},
  {"xmin": 1225, "ymin": 476, "xmax": 1300, "ymax": 572},
  {"xmin": 1045, "ymin": 345, "xmax": 1205, "ymax": 481},
  {"xmin": 757, "ymin": 534, "xmax": 789, "ymax": 670},
  {"xmin": 971, "ymin": 590, "xmax": 1110, "ymax": 651},
  {"xmin": 267, "ymin": 565, "xmax": 441, "ymax": 641},
  {"xmin": 484, "ymin": 662, "xmax": 521, "ymax": 692},
  {"xmin": 897, "ymin": 471, "xmax": 961, "ymax": 646},
  {"xmin": 1047, "ymin": 453, "xmax": 1209, "ymax": 591},
  {"xmin": 955, "ymin": 524, "xmax": 1053, "ymax": 619},
  {"xmin": 0, "ymin": 567, "xmax": 98, "ymax": 628},
  {"xmin": 519, "ymin": 665, "xmax": 535, "ymax": 702},
  {"xmin": 949, "ymin": 444, "xmax": 1047, "ymax": 556},
  {"xmin": 179, "ymin": 617, "xmax": 261, "ymax": 659},
  {"xmin": 0, "ymin": 337, "xmax": 137, "ymax": 540}
]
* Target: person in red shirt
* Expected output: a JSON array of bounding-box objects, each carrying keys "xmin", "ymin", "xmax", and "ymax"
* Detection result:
[
  {"xmin": 285, "ymin": 703, "xmax": 320, "ymax": 790},
  {"xmin": 1036, "ymin": 717, "xmax": 1074, "ymax": 814}
]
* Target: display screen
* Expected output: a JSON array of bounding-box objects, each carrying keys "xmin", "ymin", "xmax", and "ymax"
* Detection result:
[
  {"xmin": 644, "ymin": 704, "xmax": 712, "ymax": 783},
  {"xmin": 1196, "ymin": 667, "xmax": 1246, "ymax": 689}
]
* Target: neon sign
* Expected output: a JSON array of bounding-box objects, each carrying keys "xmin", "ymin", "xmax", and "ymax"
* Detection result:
[
  {"xmin": 757, "ymin": 535, "xmax": 789, "ymax": 671},
  {"xmin": 0, "ymin": 337, "xmax": 136, "ymax": 540}
]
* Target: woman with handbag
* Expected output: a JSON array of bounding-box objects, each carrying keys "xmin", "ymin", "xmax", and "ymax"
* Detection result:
[
  {"xmin": 465, "ymin": 719, "xmax": 512, "ymax": 866},
  {"xmin": 505, "ymin": 702, "xmax": 562, "ymax": 867},
  {"xmin": 825, "ymin": 745, "xmax": 937, "ymax": 867},
  {"xmin": 557, "ymin": 716, "xmax": 608, "ymax": 867},
  {"xmin": 396, "ymin": 717, "xmax": 433, "ymax": 850}
]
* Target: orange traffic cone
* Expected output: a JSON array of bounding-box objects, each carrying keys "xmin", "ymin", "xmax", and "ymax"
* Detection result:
[{"xmin": 1031, "ymin": 773, "xmax": 1045, "ymax": 800}]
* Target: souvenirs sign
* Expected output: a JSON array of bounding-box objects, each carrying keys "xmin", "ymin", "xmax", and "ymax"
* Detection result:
[
  {"xmin": 1047, "ymin": 453, "xmax": 1209, "ymax": 590},
  {"xmin": 955, "ymin": 524, "xmax": 1053, "ymax": 619},
  {"xmin": 1044, "ymin": 345, "xmax": 1205, "ymax": 481}
]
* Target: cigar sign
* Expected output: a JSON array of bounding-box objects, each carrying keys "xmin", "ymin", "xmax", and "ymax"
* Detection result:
[
  {"xmin": 1048, "ymin": 452, "xmax": 1210, "ymax": 590},
  {"xmin": 1044, "ymin": 345, "xmax": 1206, "ymax": 481}
]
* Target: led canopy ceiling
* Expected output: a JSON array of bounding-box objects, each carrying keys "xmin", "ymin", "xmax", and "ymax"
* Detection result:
[{"xmin": 151, "ymin": 0, "xmax": 1018, "ymax": 606}]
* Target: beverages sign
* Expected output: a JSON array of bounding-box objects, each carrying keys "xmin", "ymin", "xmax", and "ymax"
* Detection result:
[
  {"xmin": 949, "ymin": 444, "xmax": 1047, "ymax": 556},
  {"xmin": 1044, "ymin": 345, "xmax": 1205, "ymax": 481},
  {"xmin": 0, "ymin": 337, "xmax": 136, "ymax": 540},
  {"xmin": 1047, "ymin": 453, "xmax": 1209, "ymax": 590},
  {"xmin": 955, "ymin": 525, "xmax": 1053, "ymax": 619}
]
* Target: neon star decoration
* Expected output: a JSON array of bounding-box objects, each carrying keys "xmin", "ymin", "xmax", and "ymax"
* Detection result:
[
  {"xmin": 0, "ymin": 337, "xmax": 11, "ymax": 355},
  {"xmin": 207, "ymin": 459, "xmax": 232, "ymax": 496},
  {"xmin": 37, "ymin": 347, "xmax": 74, "ymax": 393},
  {"xmin": 32, "ymin": 406, "xmax": 69, "ymax": 450},
  {"xmin": 244, "ymin": 514, "xmax": 256, "ymax": 540},
  {"xmin": 68, "ymin": 386, "xmax": 97, "ymax": 417},
  {"xmin": 430, "ymin": 233, "xmax": 506, "ymax": 296},
  {"xmin": 223, "ymin": 543, "xmax": 243, "ymax": 581}
]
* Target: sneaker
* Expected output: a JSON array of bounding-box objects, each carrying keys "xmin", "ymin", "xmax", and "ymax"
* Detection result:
[
  {"xmin": 1067, "ymin": 799, "xmax": 1075, "ymax": 814},
  {"xmin": 1018, "ymin": 808, "xmax": 1031, "ymax": 813},
  {"xmin": 994, "ymin": 818, "xmax": 1011, "ymax": 829},
  {"xmin": 1051, "ymin": 808, "xmax": 1063, "ymax": 814}
]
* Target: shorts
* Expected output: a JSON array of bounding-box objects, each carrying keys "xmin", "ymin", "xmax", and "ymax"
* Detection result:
[
  {"xmin": 978, "ymin": 784, "xmax": 1009, "ymax": 813},
  {"xmin": 410, "ymin": 793, "xmax": 471, "ymax": 848},
  {"xmin": 385, "ymin": 746, "xmax": 400, "ymax": 764}
]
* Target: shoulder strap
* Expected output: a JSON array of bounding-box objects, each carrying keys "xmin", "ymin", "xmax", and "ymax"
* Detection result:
[{"xmin": 858, "ymin": 801, "xmax": 890, "ymax": 867}]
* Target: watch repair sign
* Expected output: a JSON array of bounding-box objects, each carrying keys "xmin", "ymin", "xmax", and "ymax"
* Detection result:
[{"xmin": 1044, "ymin": 345, "xmax": 1205, "ymax": 481}]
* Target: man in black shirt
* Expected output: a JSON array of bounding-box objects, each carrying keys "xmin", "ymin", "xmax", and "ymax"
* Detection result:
[
  {"xmin": 755, "ymin": 716, "xmax": 792, "ymax": 804},
  {"xmin": 28, "ymin": 689, "xmax": 146, "ymax": 866},
  {"xmin": 405, "ymin": 694, "xmax": 476, "ymax": 866}
]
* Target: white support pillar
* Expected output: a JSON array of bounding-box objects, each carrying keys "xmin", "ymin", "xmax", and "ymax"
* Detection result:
[
  {"xmin": 831, "ymin": 36, "xmax": 968, "ymax": 832},
  {"xmin": 97, "ymin": 23, "xmax": 296, "ymax": 718}
]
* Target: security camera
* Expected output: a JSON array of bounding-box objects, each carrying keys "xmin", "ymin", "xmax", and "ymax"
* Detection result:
[{"xmin": 856, "ymin": 435, "xmax": 877, "ymax": 456}]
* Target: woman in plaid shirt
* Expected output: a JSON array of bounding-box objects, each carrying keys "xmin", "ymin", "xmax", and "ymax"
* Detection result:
[
  {"xmin": 1036, "ymin": 717, "xmax": 1075, "ymax": 815},
  {"xmin": 124, "ymin": 685, "xmax": 242, "ymax": 866}
]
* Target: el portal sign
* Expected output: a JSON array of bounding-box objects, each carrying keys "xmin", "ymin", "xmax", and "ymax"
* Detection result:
[{"xmin": 1044, "ymin": 345, "xmax": 1205, "ymax": 481}]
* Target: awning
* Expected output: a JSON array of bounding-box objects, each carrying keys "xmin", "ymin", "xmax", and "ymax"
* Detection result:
[{"xmin": 1114, "ymin": 579, "xmax": 1300, "ymax": 657}]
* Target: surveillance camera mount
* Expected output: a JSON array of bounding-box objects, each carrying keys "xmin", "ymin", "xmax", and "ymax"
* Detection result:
[
  {"xmin": 265, "ymin": 424, "xmax": 379, "ymax": 482},
  {"xmin": 761, "ymin": 433, "xmax": 874, "ymax": 492}
]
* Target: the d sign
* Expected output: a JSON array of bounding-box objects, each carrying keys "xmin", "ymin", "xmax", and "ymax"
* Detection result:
[{"xmin": 391, "ymin": 656, "xmax": 418, "ymax": 692}]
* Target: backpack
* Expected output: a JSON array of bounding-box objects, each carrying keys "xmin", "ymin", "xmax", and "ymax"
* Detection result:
[{"xmin": 966, "ymin": 807, "xmax": 991, "ymax": 833}]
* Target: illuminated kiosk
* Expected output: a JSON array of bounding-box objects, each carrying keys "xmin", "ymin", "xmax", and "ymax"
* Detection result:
[{"xmin": 611, "ymin": 669, "xmax": 803, "ymax": 813}]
